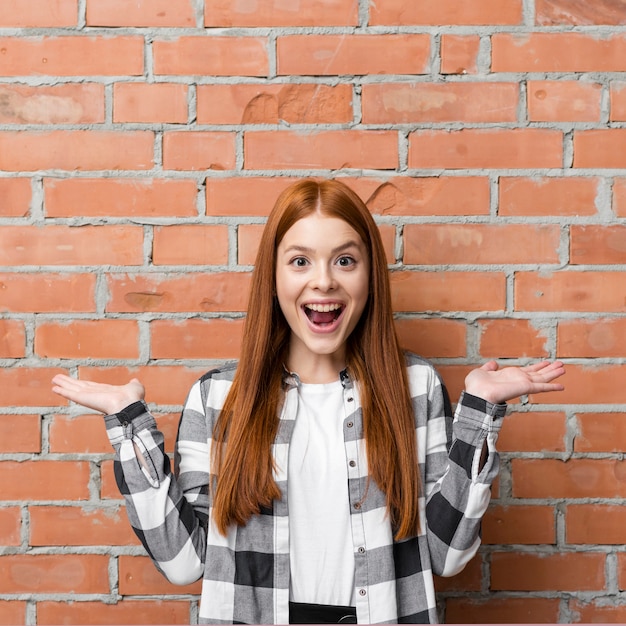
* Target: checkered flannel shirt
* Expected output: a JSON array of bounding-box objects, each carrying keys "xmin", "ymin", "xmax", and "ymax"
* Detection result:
[{"xmin": 105, "ymin": 353, "xmax": 506, "ymax": 624}]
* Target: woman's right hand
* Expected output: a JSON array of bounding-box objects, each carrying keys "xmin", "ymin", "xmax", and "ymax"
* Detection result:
[{"xmin": 51, "ymin": 374, "xmax": 145, "ymax": 415}]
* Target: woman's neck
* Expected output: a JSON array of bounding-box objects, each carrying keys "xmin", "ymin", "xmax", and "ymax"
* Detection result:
[{"xmin": 284, "ymin": 352, "xmax": 346, "ymax": 384}]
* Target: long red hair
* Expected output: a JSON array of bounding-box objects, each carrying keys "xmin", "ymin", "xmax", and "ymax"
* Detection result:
[{"xmin": 211, "ymin": 179, "xmax": 419, "ymax": 539}]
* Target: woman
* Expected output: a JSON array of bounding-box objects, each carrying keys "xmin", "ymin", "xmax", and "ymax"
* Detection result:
[{"xmin": 52, "ymin": 178, "xmax": 565, "ymax": 624}]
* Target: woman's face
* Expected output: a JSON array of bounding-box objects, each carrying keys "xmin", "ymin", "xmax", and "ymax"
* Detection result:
[{"xmin": 275, "ymin": 212, "xmax": 370, "ymax": 378}]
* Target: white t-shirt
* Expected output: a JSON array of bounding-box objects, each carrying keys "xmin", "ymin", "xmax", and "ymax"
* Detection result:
[{"xmin": 287, "ymin": 380, "xmax": 356, "ymax": 606}]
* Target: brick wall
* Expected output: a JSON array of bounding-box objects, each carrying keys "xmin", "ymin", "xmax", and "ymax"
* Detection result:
[{"xmin": 1, "ymin": 0, "xmax": 626, "ymax": 623}]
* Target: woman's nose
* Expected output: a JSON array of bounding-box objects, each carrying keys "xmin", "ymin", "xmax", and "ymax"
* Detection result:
[{"xmin": 311, "ymin": 264, "xmax": 335, "ymax": 290}]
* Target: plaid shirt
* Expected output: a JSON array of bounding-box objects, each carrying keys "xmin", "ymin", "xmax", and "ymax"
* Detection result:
[{"xmin": 106, "ymin": 353, "xmax": 506, "ymax": 624}]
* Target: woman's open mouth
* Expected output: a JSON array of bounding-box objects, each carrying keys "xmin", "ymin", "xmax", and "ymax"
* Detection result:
[{"xmin": 303, "ymin": 303, "xmax": 344, "ymax": 328}]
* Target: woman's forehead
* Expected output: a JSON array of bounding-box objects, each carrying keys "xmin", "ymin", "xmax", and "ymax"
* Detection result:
[{"xmin": 278, "ymin": 213, "xmax": 366, "ymax": 250}]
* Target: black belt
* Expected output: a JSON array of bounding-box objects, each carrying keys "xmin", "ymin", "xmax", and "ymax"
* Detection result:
[{"xmin": 289, "ymin": 601, "xmax": 357, "ymax": 624}]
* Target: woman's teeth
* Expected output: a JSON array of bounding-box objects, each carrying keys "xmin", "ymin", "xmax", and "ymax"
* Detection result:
[{"xmin": 305, "ymin": 303, "xmax": 342, "ymax": 313}]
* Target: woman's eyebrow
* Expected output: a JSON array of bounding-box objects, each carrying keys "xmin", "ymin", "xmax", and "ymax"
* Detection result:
[{"xmin": 281, "ymin": 240, "xmax": 362, "ymax": 255}]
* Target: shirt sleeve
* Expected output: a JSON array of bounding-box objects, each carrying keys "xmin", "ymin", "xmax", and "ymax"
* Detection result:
[
  {"xmin": 423, "ymin": 377, "xmax": 506, "ymax": 577},
  {"xmin": 104, "ymin": 379, "xmax": 210, "ymax": 586}
]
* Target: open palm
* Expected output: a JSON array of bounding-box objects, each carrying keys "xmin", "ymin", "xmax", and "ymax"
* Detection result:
[
  {"xmin": 52, "ymin": 374, "xmax": 145, "ymax": 416},
  {"xmin": 464, "ymin": 360, "xmax": 565, "ymax": 405}
]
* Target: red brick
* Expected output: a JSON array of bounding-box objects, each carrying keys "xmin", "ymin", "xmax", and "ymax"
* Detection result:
[
  {"xmin": 163, "ymin": 131, "xmax": 236, "ymax": 171},
  {"xmin": 0, "ymin": 83, "xmax": 104, "ymax": 124},
  {"xmin": 0, "ymin": 273, "xmax": 95, "ymax": 313},
  {"xmin": 404, "ymin": 224, "xmax": 560, "ymax": 265},
  {"xmin": 478, "ymin": 319, "xmax": 549, "ymax": 359},
  {"xmin": 558, "ymin": 318, "xmax": 626, "ymax": 358},
  {"xmin": 394, "ymin": 318, "xmax": 467, "ymax": 358},
  {"xmin": 440, "ymin": 35, "xmax": 480, "ymax": 75},
  {"xmin": 0, "ymin": 178, "xmax": 31, "ymax": 217},
  {"xmin": 362, "ymin": 82, "xmax": 517, "ymax": 123},
  {"xmin": 536, "ymin": 0, "xmax": 626, "ymax": 25},
  {"xmin": 610, "ymin": 81, "xmax": 626, "ymax": 121},
  {"xmin": 38, "ymin": 600, "xmax": 191, "ymax": 625},
  {"xmin": 616, "ymin": 178, "xmax": 626, "ymax": 217},
  {"xmin": 0, "ymin": 600, "xmax": 27, "ymax": 625},
  {"xmin": 0, "ymin": 554, "xmax": 109, "ymax": 594},
  {"xmin": 0, "ymin": 36, "xmax": 143, "ymax": 76},
  {"xmin": 87, "ymin": 0, "xmax": 195, "ymax": 26},
  {"xmin": 277, "ymin": 34, "xmax": 430, "ymax": 75},
  {"xmin": 114, "ymin": 83, "xmax": 188, "ymax": 124},
  {"xmin": 512, "ymin": 458, "xmax": 626, "ymax": 498},
  {"xmin": 106, "ymin": 272, "xmax": 251, "ymax": 313},
  {"xmin": 0, "ymin": 415, "xmax": 41, "ymax": 454},
  {"xmin": 616, "ymin": 554, "xmax": 626, "ymax": 589},
  {"xmin": 79, "ymin": 366, "xmax": 208, "ymax": 407},
  {"xmin": 434, "ymin": 555, "xmax": 482, "ymax": 592},
  {"xmin": 536, "ymin": 364, "xmax": 626, "ymax": 405},
  {"xmin": 197, "ymin": 83, "xmax": 353, "ymax": 125},
  {"xmin": 150, "ymin": 319, "xmax": 245, "ymax": 359},
  {"xmin": 574, "ymin": 129, "xmax": 626, "ymax": 168},
  {"xmin": 492, "ymin": 33, "xmax": 626, "ymax": 72},
  {"xmin": 0, "ymin": 319, "xmax": 25, "ymax": 358},
  {"xmin": 432, "ymin": 364, "xmax": 474, "ymax": 403},
  {"xmin": 384, "ymin": 222, "xmax": 412, "ymax": 264},
  {"xmin": 153, "ymin": 37, "xmax": 269, "ymax": 76},
  {"xmin": 0, "ymin": 0, "xmax": 77, "ymax": 27},
  {"xmin": 100, "ymin": 460, "xmax": 123, "ymax": 500},
  {"xmin": 499, "ymin": 176, "xmax": 599, "ymax": 216},
  {"xmin": 35, "ymin": 320, "xmax": 140, "ymax": 360},
  {"xmin": 369, "ymin": 0, "xmax": 523, "ymax": 25},
  {"xmin": 0, "ymin": 225, "xmax": 143, "ymax": 266},
  {"xmin": 44, "ymin": 178, "xmax": 198, "ymax": 218},
  {"xmin": 153, "ymin": 225, "xmax": 229, "ymax": 265},
  {"xmin": 152, "ymin": 414, "xmax": 180, "ymax": 454},
  {"xmin": 498, "ymin": 411, "xmax": 566, "ymax": 452},
  {"xmin": 206, "ymin": 177, "xmax": 298, "ymax": 217},
  {"xmin": 351, "ymin": 176, "xmax": 491, "ymax": 216},
  {"xmin": 515, "ymin": 271, "xmax": 626, "ymax": 313},
  {"xmin": 409, "ymin": 128, "xmax": 562, "ymax": 169},
  {"xmin": 49, "ymin": 413, "xmax": 111, "ymax": 454},
  {"xmin": 0, "ymin": 131, "xmax": 153, "ymax": 171},
  {"xmin": 0, "ymin": 461, "xmax": 89, "ymax": 501},
  {"xmin": 575, "ymin": 412, "xmax": 626, "ymax": 453},
  {"xmin": 207, "ymin": 0, "xmax": 357, "ymax": 26},
  {"xmin": 244, "ymin": 130, "xmax": 398, "ymax": 170},
  {"xmin": 30, "ymin": 506, "xmax": 138, "ymax": 546},
  {"xmin": 527, "ymin": 80, "xmax": 602, "ymax": 122},
  {"xmin": 390, "ymin": 271, "xmax": 506, "ymax": 313},
  {"xmin": 567, "ymin": 505, "xmax": 626, "ymax": 544},
  {"xmin": 0, "ymin": 508, "xmax": 21, "ymax": 546},
  {"xmin": 445, "ymin": 597, "xmax": 560, "ymax": 624},
  {"xmin": 119, "ymin": 555, "xmax": 202, "ymax": 595},
  {"xmin": 0, "ymin": 367, "xmax": 68, "ymax": 407},
  {"xmin": 238, "ymin": 224, "xmax": 268, "ymax": 265},
  {"xmin": 483, "ymin": 505, "xmax": 556, "ymax": 544},
  {"xmin": 491, "ymin": 552, "xmax": 605, "ymax": 591},
  {"xmin": 570, "ymin": 600, "xmax": 626, "ymax": 624}
]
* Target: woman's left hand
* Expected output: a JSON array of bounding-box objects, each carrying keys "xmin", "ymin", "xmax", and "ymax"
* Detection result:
[{"xmin": 464, "ymin": 360, "xmax": 565, "ymax": 405}]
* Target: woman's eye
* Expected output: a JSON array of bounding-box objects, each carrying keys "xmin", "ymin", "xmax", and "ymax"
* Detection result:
[
  {"xmin": 291, "ymin": 257, "xmax": 308, "ymax": 267},
  {"xmin": 337, "ymin": 256, "xmax": 355, "ymax": 267}
]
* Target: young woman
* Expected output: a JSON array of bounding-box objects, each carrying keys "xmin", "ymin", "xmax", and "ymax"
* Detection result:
[{"xmin": 52, "ymin": 178, "xmax": 565, "ymax": 624}]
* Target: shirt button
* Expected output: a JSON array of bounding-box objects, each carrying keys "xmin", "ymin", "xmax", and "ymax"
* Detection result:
[
  {"xmin": 349, "ymin": 460, "xmax": 356, "ymax": 467},
  {"xmin": 358, "ymin": 546, "xmax": 365, "ymax": 554},
  {"xmin": 347, "ymin": 421, "xmax": 354, "ymax": 428},
  {"xmin": 359, "ymin": 589, "xmax": 367, "ymax": 596},
  {"xmin": 353, "ymin": 502, "xmax": 361, "ymax": 510},
  {"xmin": 347, "ymin": 397, "xmax": 354, "ymax": 402}
]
